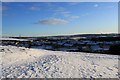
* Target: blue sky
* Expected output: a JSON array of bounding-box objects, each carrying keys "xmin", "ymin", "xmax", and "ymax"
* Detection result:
[{"xmin": 2, "ymin": 2, "xmax": 118, "ymax": 37}]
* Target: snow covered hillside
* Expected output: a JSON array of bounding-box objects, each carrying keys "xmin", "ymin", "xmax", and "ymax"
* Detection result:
[
  {"xmin": 0, "ymin": 45, "xmax": 119, "ymax": 78},
  {"xmin": 0, "ymin": 38, "xmax": 28, "ymax": 41}
]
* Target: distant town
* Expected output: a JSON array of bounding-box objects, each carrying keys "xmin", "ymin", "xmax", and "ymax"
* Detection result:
[{"xmin": 1, "ymin": 33, "xmax": 120, "ymax": 55}]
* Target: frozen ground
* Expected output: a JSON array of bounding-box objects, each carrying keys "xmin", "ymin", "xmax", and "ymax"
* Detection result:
[{"xmin": 0, "ymin": 45, "xmax": 119, "ymax": 78}]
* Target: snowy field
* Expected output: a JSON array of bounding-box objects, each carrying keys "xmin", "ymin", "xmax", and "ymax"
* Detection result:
[{"xmin": 0, "ymin": 45, "xmax": 119, "ymax": 78}]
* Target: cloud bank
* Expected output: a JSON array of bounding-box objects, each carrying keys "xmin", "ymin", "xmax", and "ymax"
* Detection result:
[{"xmin": 36, "ymin": 18, "xmax": 68, "ymax": 25}]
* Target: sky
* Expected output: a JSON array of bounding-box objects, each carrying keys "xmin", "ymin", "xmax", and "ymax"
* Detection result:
[{"xmin": 2, "ymin": 2, "xmax": 118, "ymax": 37}]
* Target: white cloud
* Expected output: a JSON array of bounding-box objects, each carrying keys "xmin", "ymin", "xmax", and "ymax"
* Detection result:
[
  {"xmin": 53, "ymin": 7, "xmax": 65, "ymax": 12},
  {"xmin": 59, "ymin": 11, "xmax": 71, "ymax": 14},
  {"xmin": 60, "ymin": 11, "xmax": 71, "ymax": 17},
  {"xmin": 53, "ymin": 7, "xmax": 79, "ymax": 20},
  {"xmin": 36, "ymin": 18, "xmax": 68, "ymax": 25},
  {"xmin": 70, "ymin": 15, "xmax": 80, "ymax": 19},
  {"xmin": 82, "ymin": 13, "xmax": 90, "ymax": 16},
  {"xmin": 94, "ymin": 4, "xmax": 99, "ymax": 7},
  {"xmin": 29, "ymin": 6, "xmax": 40, "ymax": 10},
  {"xmin": 53, "ymin": 7, "xmax": 71, "ymax": 18}
]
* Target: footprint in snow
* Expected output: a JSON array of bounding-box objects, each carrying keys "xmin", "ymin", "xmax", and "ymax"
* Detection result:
[
  {"xmin": 0, "ymin": 49, "xmax": 4, "ymax": 52},
  {"xmin": 106, "ymin": 67, "xmax": 113, "ymax": 71}
]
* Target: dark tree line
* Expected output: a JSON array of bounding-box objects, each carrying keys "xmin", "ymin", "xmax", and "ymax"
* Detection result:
[
  {"xmin": 91, "ymin": 37, "xmax": 120, "ymax": 41},
  {"xmin": 108, "ymin": 44, "xmax": 120, "ymax": 55}
]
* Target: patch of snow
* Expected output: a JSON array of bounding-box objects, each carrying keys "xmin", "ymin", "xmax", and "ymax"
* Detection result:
[{"xmin": 0, "ymin": 38, "xmax": 28, "ymax": 41}]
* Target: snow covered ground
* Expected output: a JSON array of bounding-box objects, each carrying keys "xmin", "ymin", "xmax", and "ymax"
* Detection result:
[{"xmin": 0, "ymin": 45, "xmax": 119, "ymax": 78}]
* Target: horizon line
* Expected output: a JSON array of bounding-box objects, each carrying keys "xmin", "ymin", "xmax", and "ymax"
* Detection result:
[{"xmin": 2, "ymin": 32, "xmax": 119, "ymax": 37}]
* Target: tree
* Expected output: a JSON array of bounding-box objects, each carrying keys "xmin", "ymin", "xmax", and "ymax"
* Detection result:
[{"xmin": 109, "ymin": 44, "xmax": 120, "ymax": 55}]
